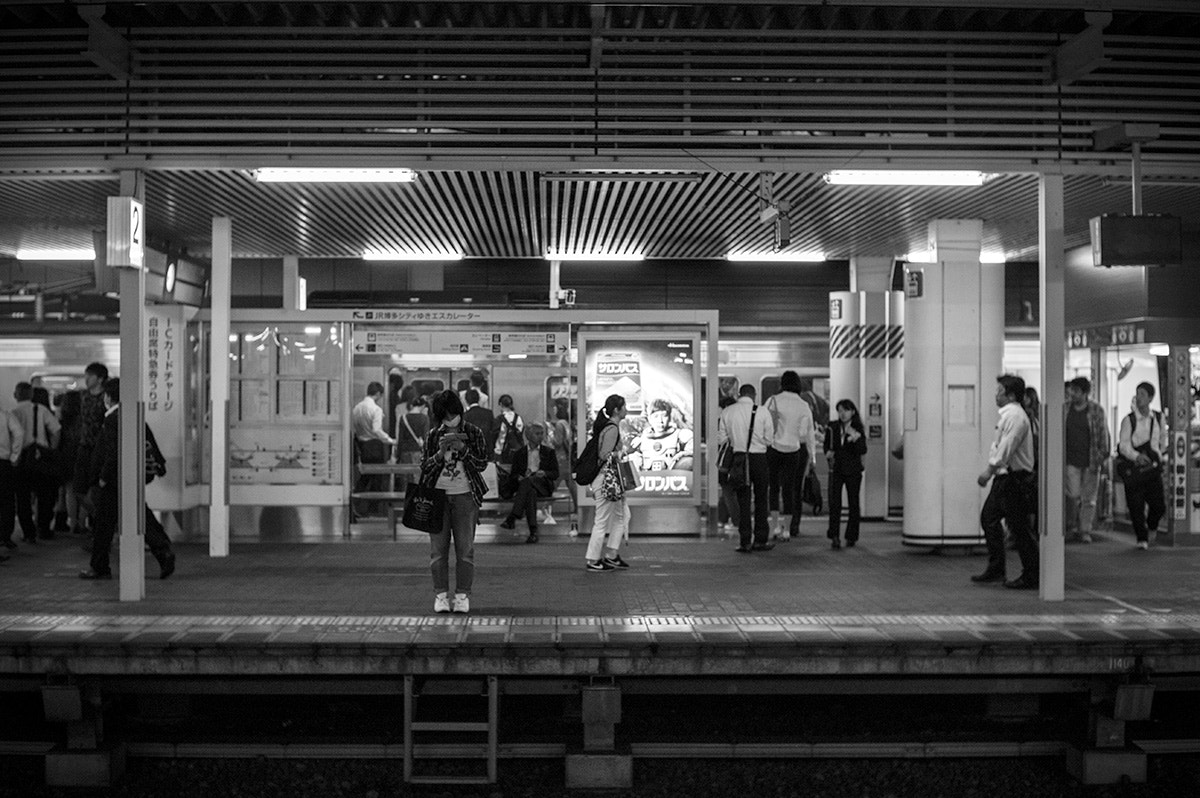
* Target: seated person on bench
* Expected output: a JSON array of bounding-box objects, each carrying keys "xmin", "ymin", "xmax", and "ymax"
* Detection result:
[{"xmin": 499, "ymin": 422, "xmax": 559, "ymax": 544}]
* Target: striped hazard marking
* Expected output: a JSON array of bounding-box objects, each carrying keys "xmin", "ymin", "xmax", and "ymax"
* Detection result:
[{"xmin": 829, "ymin": 324, "xmax": 904, "ymax": 359}]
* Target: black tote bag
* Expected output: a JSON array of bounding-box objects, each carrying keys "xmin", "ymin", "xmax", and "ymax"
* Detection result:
[{"xmin": 401, "ymin": 483, "xmax": 447, "ymax": 534}]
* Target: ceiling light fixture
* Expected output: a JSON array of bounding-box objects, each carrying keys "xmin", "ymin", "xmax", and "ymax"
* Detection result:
[
  {"xmin": 362, "ymin": 251, "xmax": 463, "ymax": 262},
  {"xmin": 254, "ymin": 168, "xmax": 416, "ymax": 183},
  {"xmin": 725, "ymin": 252, "xmax": 826, "ymax": 263},
  {"xmin": 906, "ymin": 251, "xmax": 1008, "ymax": 264},
  {"xmin": 15, "ymin": 248, "xmax": 96, "ymax": 261},
  {"xmin": 540, "ymin": 171, "xmax": 703, "ymax": 183},
  {"xmin": 545, "ymin": 252, "xmax": 645, "ymax": 262},
  {"xmin": 825, "ymin": 170, "xmax": 987, "ymax": 186}
]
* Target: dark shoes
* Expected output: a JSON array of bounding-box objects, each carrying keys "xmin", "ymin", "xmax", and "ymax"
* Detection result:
[
  {"xmin": 845, "ymin": 539, "xmax": 856, "ymax": 548},
  {"xmin": 159, "ymin": 552, "xmax": 177, "ymax": 579},
  {"xmin": 971, "ymin": 569, "xmax": 1006, "ymax": 584},
  {"xmin": 586, "ymin": 560, "xmax": 614, "ymax": 572},
  {"xmin": 734, "ymin": 545, "xmax": 753, "ymax": 553},
  {"xmin": 499, "ymin": 518, "xmax": 516, "ymax": 530},
  {"xmin": 78, "ymin": 570, "xmax": 112, "ymax": 580},
  {"xmin": 831, "ymin": 538, "xmax": 842, "ymax": 550},
  {"xmin": 2, "ymin": 539, "xmax": 16, "ymax": 550},
  {"xmin": 751, "ymin": 542, "xmax": 775, "ymax": 551},
  {"xmin": 603, "ymin": 555, "xmax": 630, "ymax": 569},
  {"xmin": 1004, "ymin": 576, "xmax": 1039, "ymax": 590},
  {"xmin": 525, "ymin": 533, "xmax": 538, "ymax": 544}
]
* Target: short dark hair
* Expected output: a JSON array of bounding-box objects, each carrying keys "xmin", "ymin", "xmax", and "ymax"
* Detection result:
[
  {"xmin": 1069, "ymin": 376, "xmax": 1091, "ymax": 395},
  {"xmin": 996, "ymin": 374, "xmax": 1026, "ymax": 403},
  {"xmin": 366, "ymin": 381, "xmax": 384, "ymax": 397},
  {"xmin": 1136, "ymin": 381, "xmax": 1156, "ymax": 399},
  {"xmin": 103, "ymin": 377, "xmax": 120, "ymax": 404},
  {"xmin": 85, "ymin": 362, "xmax": 108, "ymax": 381},
  {"xmin": 14, "ymin": 382, "xmax": 32, "ymax": 401},
  {"xmin": 780, "ymin": 370, "xmax": 802, "ymax": 393},
  {"xmin": 32, "ymin": 387, "xmax": 50, "ymax": 408},
  {"xmin": 498, "ymin": 394, "xmax": 514, "ymax": 409},
  {"xmin": 738, "ymin": 384, "xmax": 756, "ymax": 398},
  {"xmin": 464, "ymin": 389, "xmax": 480, "ymax": 405},
  {"xmin": 429, "ymin": 389, "xmax": 464, "ymax": 424}
]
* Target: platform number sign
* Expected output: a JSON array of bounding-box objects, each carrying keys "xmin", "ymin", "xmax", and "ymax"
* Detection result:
[{"xmin": 106, "ymin": 196, "xmax": 145, "ymax": 269}]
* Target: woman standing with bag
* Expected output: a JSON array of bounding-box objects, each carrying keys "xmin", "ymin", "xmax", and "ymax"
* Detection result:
[
  {"xmin": 419, "ymin": 390, "xmax": 489, "ymax": 614},
  {"xmin": 824, "ymin": 399, "xmax": 868, "ymax": 549},
  {"xmin": 585, "ymin": 394, "xmax": 631, "ymax": 572}
]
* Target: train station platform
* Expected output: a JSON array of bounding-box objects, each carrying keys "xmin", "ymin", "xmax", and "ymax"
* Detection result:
[{"xmin": 2, "ymin": 520, "xmax": 1199, "ymax": 681}]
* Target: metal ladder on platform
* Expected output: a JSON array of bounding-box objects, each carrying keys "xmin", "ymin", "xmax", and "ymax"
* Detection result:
[{"xmin": 403, "ymin": 674, "xmax": 498, "ymax": 785}]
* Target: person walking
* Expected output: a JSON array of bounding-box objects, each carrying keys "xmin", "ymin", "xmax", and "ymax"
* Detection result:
[
  {"xmin": 824, "ymin": 399, "xmax": 867, "ymax": 550},
  {"xmin": 351, "ymin": 381, "xmax": 396, "ymax": 516},
  {"xmin": 972, "ymin": 374, "xmax": 1038, "ymax": 590},
  {"xmin": 499, "ymin": 422, "xmax": 559, "ymax": 543},
  {"xmin": 11, "ymin": 381, "xmax": 60, "ymax": 542},
  {"xmin": 717, "ymin": 384, "xmax": 775, "ymax": 553},
  {"xmin": 584, "ymin": 394, "xmax": 632, "ymax": 571},
  {"xmin": 420, "ymin": 390, "xmax": 489, "ymax": 614},
  {"xmin": 1063, "ymin": 376, "xmax": 1110, "ymax": 544},
  {"xmin": 79, "ymin": 379, "xmax": 175, "ymax": 580},
  {"xmin": 0, "ymin": 404, "xmax": 24, "ymax": 556},
  {"xmin": 1117, "ymin": 381, "xmax": 1167, "ymax": 550},
  {"xmin": 764, "ymin": 370, "xmax": 818, "ymax": 542}
]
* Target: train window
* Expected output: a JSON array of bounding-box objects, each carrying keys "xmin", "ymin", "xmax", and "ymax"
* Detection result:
[{"xmin": 760, "ymin": 375, "xmax": 781, "ymax": 404}]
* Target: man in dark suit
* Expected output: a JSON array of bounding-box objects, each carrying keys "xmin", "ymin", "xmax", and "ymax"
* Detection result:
[
  {"xmin": 498, "ymin": 422, "xmax": 559, "ymax": 543},
  {"xmin": 79, "ymin": 378, "xmax": 176, "ymax": 581},
  {"xmin": 462, "ymin": 390, "xmax": 495, "ymax": 454}
]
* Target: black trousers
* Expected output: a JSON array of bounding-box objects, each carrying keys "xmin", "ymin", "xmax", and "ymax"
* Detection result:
[
  {"xmin": 354, "ymin": 438, "xmax": 388, "ymax": 494},
  {"xmin": 14, "ymin": 469, "xmax": 57, "ymax": 540},
  {"xmin": 827, "ymin": 471, "xmax": 862, "ymax": 542},
  {"xmin": 767, "ymin": 446, "xmax": 809, "ymax": 532},
  {"xmin": 90, "ymin": 485, "xmax": 174, "ymax": 576},
  {"xmin": 0, "ymin": 461, "xmax": 15, "ymax": 543},
  {"xmin": 506, "ymin": 475, "xmax": 555, "ymax": 530},
  {"xmin": 736, "ymin": 453, "xmax": 771, "ymax": 547},
  {"xmin": 980, "ymin": 472, "xmax": 1037, "ymax": 579},
  {"xmin": 1124, "ymin": 474, "xmax": 1165, "ymax": 543}
]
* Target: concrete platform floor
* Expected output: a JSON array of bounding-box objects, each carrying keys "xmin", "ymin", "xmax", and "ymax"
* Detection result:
[{"xmin": 1, "ymin": 520, "xmax": 1196, "ymax": 619}]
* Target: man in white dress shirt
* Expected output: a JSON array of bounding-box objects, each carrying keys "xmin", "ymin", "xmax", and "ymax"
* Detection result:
[
  {"xmin": 352, "ymin": 382, "xmax": 396, "ymax": 515},
  {"xmin": 972, "ymin": 374, "xmax": 1037, "ymax": 590}
]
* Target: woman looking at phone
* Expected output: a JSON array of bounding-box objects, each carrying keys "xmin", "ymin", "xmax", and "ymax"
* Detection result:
[{"xmin": 420, "ymin": 390, "xmax": 489, "ymax": 614}]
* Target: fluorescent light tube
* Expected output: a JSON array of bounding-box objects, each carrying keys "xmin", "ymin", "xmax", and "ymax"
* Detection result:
[
  {"xmin": 825, "ymin": 170, "xmax": 986, "ymax": 186},
  {"xmin": 15, "ymin": 248, "xmax": 95, "ymax": 261},
  {"xmin": 363, "ymin": 251, "xmax": 463, "ymax": 262},
  {"xmin": 726, "ymin": 252, "xmax": 826, "ymax": 263},
  {"xmin": 545, "ymin": 252, "xmax": 645, "ymax": 262},
  {"xmin": 254, "ymin": 168, "xmax": 416, "ymax": 183},
  {"xmin": 541, "ymin": 172, "xmax": 703, "ymax": 183}
]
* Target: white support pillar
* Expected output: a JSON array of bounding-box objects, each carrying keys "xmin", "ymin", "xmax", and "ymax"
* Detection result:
[
  {"xmin": 849, "ymin": 256, "xmax": 894, "ymax": 293},
  {"xmin": 282, "ymin": 255, "xmax": 306, "ymax": 311},
  {"xmin": 115, "ymin": 171, "xmax": 147, "ymax": 601},
  {"xmin": 1038, "ymin": 175, "xmax": 1067, "ymax": 601},
  {"xmin": 549, "ymin": 259, "xmax": 562, "ymax": 309},
  {"xmin": 209, "ymin": 218, "xmax": 232, "ymax": 557}
]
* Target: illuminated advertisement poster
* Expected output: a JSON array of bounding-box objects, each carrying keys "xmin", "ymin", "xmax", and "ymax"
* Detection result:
[{"xmin": 579, "ymin": 332, "xmax": 699, "ymax": 502}]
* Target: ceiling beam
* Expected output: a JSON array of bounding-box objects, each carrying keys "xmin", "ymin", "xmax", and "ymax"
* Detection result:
[{"xmin": 77, "ymin": 4, "xmax": 131, "ymax": 81}]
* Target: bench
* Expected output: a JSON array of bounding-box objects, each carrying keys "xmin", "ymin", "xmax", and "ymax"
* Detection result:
[
  {"xmin": 350, "ymin": 487, "xmax": 577, "ymax": 540},
  {"xmin": 348, "ymin": 491, "xmax": 409, "ymax": 540},
  {"xmin": 481, "ymin": 488, "xmax": 577, "ymax": 532}
]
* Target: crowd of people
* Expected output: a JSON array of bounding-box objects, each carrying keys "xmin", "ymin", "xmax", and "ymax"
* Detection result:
[{"xmin": 0, "ymin": 362, "xmax": 176, "ymax": 580}]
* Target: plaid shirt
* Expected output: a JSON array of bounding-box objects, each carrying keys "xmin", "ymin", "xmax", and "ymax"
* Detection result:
[
  {"xmin": 1063, "ymin": 399, "xmax": 1111, "ymax": 469},
  {"xmin": 419, "ymin": 420, "xmax": 489, "ymax": 506}
]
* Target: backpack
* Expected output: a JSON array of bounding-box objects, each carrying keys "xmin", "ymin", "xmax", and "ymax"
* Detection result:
[
  {"xmin": 573, "ymin": 423, "xmax": 615, "ymax": 484},
  {"xmin": 498, "ymin": 414, "xmax": 524, "ymax": 465},
  {"xmin": 144, "ymin": 425, "xmax": 167, "ymax": 484}
]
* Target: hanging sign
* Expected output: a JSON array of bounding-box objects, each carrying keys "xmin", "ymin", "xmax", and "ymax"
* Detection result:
[{"xmin": 105, "ymin": 196, "xmax": 145, "ymax": 269}]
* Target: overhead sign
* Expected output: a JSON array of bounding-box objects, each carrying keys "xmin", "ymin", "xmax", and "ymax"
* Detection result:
[
  {"xmin": 352, "ymin": 328, "xmax": 566, "ymax": 356},
  {"xmin": 105, "ymin": 196, "xmax": 145, "ymax": 269}
]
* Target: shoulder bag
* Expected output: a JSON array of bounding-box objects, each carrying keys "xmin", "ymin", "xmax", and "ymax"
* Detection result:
[
  {"xmin": 401, "ymin": 483, "xmax": 447, "ymax": 534},
  {"xmin": 726, "ymin": 406, "xmax": 757, "ymax": 487},
  {"xmin": 1115, "ymin": 411, "xmax": 1162, "ymax": 487},
  {"xmin": 17, "ymin": 404, "xmax": 60, "ymax": 481}
]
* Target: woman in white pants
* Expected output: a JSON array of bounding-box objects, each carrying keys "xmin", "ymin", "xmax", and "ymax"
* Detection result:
[{"xmin": 585, "ymin": 394, "xmax": 630, "ymax": 571}]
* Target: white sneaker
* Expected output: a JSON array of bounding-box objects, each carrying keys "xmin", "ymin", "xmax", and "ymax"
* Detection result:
[
  {"xmin": 1136, "ymin": 541, "xmax": 1149, "ymax": 550},
  {"xmin": 452, "ymin": 593, "xmax": 470, "ymax": 613},
  {"xmin": 433, "ymin": 593, "xmax": 451, "ymax": 613},
  {"xmin": 1080, "ymin": 533, "xmax": 1093, "ymax": 544},
  {"xmin": 774, "ymin": 530, "xmax": 791, "ymax": 542},
  {"xmin": 722, "ymin": 522, "xmax": 735, "ymax": 533},
  {"xmin": 568, "ymin": 524, "xmax": 580, "ymax": 538}
]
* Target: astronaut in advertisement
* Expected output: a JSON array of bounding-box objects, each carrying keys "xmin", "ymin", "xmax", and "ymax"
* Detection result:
[{"xmin": 585, "ymin": 339, "xmax": 696, "ymax": 499}]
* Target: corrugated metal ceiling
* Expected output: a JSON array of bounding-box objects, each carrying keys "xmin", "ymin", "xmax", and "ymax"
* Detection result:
[{"xmin": 1, "ymin": 1, "xmax": 1199, "ymax": 269}]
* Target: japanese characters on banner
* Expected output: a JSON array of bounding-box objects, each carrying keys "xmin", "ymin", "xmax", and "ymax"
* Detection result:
[
  {"xmin": 579, "ymin": 333, "xmax": 700, "ymax": 502},
  {"xmin": 145, "ymin": 305, "xmax": 186, "ymax": 505},
  {"xmin": 147, "ymin": 312, "xmax": 177, "ymax": 413}
]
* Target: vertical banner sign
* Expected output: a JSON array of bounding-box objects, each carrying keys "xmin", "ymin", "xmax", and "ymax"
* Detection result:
[
  {"xmin": 105, "ymin": 196, "xmax": 145, "ymax": 269},
  {"xmin": 579, "ymin": 332, "xmax": 700, "ymax": 501}
]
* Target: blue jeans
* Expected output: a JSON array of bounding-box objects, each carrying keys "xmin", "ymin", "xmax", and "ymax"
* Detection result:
[{"xmin": 429, "ymin": 492, "xmax": 477, "ymax": 595}]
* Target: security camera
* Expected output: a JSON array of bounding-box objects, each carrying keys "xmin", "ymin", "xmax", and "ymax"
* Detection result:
[{"xmin": 773, "ymin": 216, "xmax": 791, "ymax": 251}]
